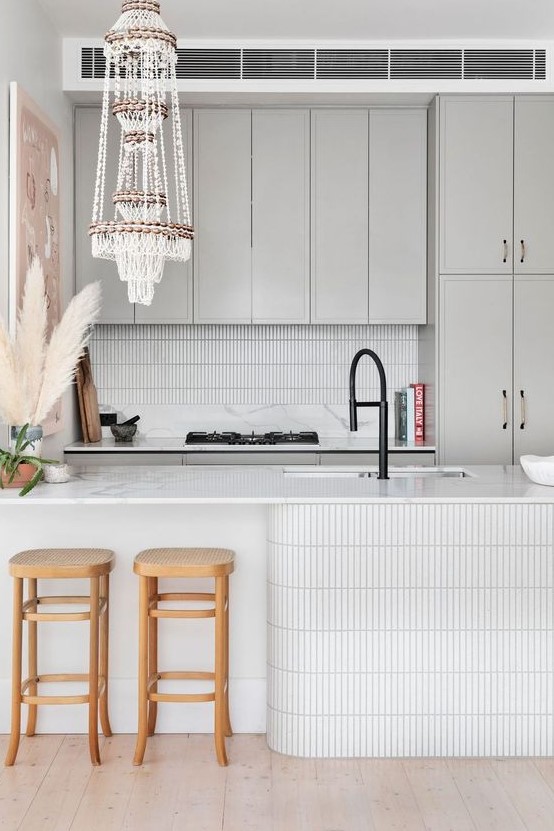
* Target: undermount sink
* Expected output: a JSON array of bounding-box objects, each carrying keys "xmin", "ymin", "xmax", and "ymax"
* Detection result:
[{"xmin": 283, "ymin": 466, "xmax": 471, "ymax": 479}]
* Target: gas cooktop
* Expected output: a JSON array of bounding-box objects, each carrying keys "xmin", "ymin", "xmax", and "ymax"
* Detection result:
[{"xmin": 185, "ymin": 431, "xmax": 319, "ymax": 446}]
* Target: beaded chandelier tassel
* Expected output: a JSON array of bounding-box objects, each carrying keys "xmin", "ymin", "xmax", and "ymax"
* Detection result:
[{"xmin": 90, "ymin": 0, "xmax": 193, "ymax": 306}]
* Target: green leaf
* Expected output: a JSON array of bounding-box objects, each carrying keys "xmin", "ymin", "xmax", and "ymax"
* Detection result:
[
  {"xmin": 14, "ymin": 424, "xmax": 30, "ymax": 454},
  {"xmin": 19, "ymin": 468, "xmax": 44, "ymax": 497}
]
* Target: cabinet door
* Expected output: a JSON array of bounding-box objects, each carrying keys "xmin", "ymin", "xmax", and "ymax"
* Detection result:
[
  {"xmin": 251, "ymin": 110, "xmax": 310, "ymax": 323},
  {"xmin": 514, "ymin": 97, "xmax": 554, "ymax": 274},
  {"xmin": 135, "ymin": 110, "xmax": 193, "ymax": 323},
  {"xmin": 440, "ymin": 276, "xmax": 512, "ymax": 465},
  {"xmin": 439, "ymin": 96, "xmax": 513, "ymax": 274},
  {"xmin": 193, "ymin": 109, "xmax": 252, "ymax": 323},
  {"xmin": 311, "ymin": 110, "xmax": 369, "ymax": 323},
  {"xmin": 514, "ymin": 276, "xmax": 554, "ymax": 458},
  {"xmin": 368, "ymin": 109, "xmax": 427, "ymax": 323},
  {"xmin": 75, "ymin": 108, "xmax": 134, "ymax": 323}
]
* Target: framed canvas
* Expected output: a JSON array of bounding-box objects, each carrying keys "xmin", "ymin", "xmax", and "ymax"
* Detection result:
[{"xmin": 9, "ymin": 82, "xmax": 62, "ymax": 435}]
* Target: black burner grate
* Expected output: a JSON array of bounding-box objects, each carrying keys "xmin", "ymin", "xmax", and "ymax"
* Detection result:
[{"xmin": 185, "ymin": 431, "xmax": 319, "ymax": 446}]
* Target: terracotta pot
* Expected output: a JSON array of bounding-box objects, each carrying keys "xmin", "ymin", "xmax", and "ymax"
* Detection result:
[{"xmin": 0, "ymin": 463, "xmax": 38, "ymax": 490}]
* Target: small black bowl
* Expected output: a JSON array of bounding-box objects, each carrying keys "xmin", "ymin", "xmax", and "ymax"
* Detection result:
[{"xmin": 110, "ymin": 424, "xmax": 138, "ymax": 442}]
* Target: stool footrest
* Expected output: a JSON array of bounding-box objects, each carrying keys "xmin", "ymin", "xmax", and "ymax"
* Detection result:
[
  {"xmin": 150, "ymin": 608, "xmax": 215, "ymax": 619},
  {"xmin": 22, "ymin": 595, "xmax": 107, "ymax": 622},
  {"xmin": 20, "ymin": 673, "xmax": 106, "ymax": 705},
  {"xmin": 147, "ymin": 670, "xmax": 216, "ymax": 703}
]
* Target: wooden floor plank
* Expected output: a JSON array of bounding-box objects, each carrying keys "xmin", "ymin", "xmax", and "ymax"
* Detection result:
[
  {"xmin": 170, "ymin": 734, "xmax": 227, "ymax": 831},
  {"xmin": 360, "ymin": 759, "xmax": 426, "ymax": 831},
  {"xmin": 403, "ymin": 759, "xmax": 477, "ymax": 831},
  {"xmin": 223, "ymin": 734, "xmax": 272, "ymax": 831},
  {"xmin": 447, "ymin": 760, "xmax": 527, "ymax": 831},
  {"xmin": 315, "ymin": 759, "xmax": 375, "ymax": 831},
  {"xmin": 122, "ymin": 734, "xmax": 227, "ymax": 831},
  {"xmin": 489, "ymin": 758, "xmax": 554, "ymax": 831},
  {"xmin": 0, "ymin": 735, "xmax": 64, "ymax": 831},
  {"xmin": 68, "ymin": 734, "xmax": 138, "ymax": 831},
  {"xmin": 533, "ymin": 758, "xmax": 554, "ymax": 794},
  {"xmin": 271, "ymin": 754, "xmax": 321, "ymax": 831},
  {"xmin": 18, "ymin": 736, "xmax": 98, "ymax": 831}
]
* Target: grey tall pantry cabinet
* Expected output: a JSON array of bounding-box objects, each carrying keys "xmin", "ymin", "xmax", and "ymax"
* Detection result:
[{"xmin": 439, "ymin": 96, "xmax": 554, "ymax": 464}]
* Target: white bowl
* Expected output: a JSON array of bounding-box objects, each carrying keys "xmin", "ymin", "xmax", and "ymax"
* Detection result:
[{"xmin": 520, "ymin": 455, "xmax": 554, "ymax": 486}]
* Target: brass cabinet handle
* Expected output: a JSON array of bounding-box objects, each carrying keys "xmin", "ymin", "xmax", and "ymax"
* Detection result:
[
  {"xmin": 520, "ymin": 389, "xmax": 526, "ymax": 429},
  {"xmin": 502, "ymin": 239, "xmax": 508, "ymax": 263},
  {"xmin": 502, "ymin": 390, "xmax": 508, "ymax": 429},
  {"xmin": 520, "ymin": 239, "xmax": 526, "ymax": 263}
]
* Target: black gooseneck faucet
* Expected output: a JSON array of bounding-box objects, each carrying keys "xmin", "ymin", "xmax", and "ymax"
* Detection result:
[{"xmin": 349, "ymin": 349, "xmax": 389, "ymax": 480}]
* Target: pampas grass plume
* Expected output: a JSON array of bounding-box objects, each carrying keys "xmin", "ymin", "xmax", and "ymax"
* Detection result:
[{"xmin": 0, "ymin": 260, "xmax": 101, "ymax": 428}]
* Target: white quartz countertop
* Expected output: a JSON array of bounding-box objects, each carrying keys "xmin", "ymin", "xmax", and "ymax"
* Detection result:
[
  {"xmin": 65, "ymin": 436, "xmax": 435, "ymax": 453},
  {"xmin": 1, "ymin": 464, "xmax": 553, "ymax": 505}
]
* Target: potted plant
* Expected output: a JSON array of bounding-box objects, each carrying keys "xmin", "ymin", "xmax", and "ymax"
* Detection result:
[
  {"xmin": 0, "ymin": 259, "xmax": 101, "ymax": 495},
  {"xmin": 0, "ymin": 423, "xmax": 57, "ymax": 496}
]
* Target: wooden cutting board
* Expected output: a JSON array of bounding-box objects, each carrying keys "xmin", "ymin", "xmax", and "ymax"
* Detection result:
[{"xmin": 76, "ymin": 347, "xmax": 101, "ymax": 443}]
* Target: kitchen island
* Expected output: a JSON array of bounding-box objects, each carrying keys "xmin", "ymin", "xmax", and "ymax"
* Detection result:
[{"xmin": 1, "ymin": 463, "xmax": 553, "ymax": 758}]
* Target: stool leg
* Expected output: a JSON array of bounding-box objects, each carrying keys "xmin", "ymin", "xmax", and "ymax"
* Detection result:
[
  {"xmin": 25, "ymin": 578, "xmax": 38, "ymax": 737},
  {"xmin": 99, "ymin": 574, "xmax": 112, "ymax": 738},
  {"xmin": 147, "ymin": 576, "xmax": 158, "ymax": 737},
  {"xmin": 5, "ymin": 577, "xmax": 24, "ymax": 766},
  {"xmin": 133, "ymin": 575, "xmax": 149, "ymax": 765},
  {"xmin": 88, "ymin": 577, "xmax": 101, "ymax": 766},
  {"xmin": 223, "ymin": 575, "xmax": 232, "ymax": 737},
  {"xmin": 214, "ymin": 575, "xmax": 228, "ymax": 766}
]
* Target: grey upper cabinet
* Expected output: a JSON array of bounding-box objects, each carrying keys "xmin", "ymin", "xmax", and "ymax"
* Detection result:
[
  {"xmin": 514, "ymin": 97, "xmax": 554, "ymax": 274},
  {"xmin": 311, "ymin": 110, "xmax": 369, "ymax": 323},
  {"xmin": 440, "ymin": 275, "xmax": 513, "ymax": 465},
  {"xmin": 135, "ymin": 109, "xmax": 193, "ymax": 323},
  {"xmin": 513, "ymin": 276, "xmax": 554, "ymax": 458},
  {"xmin": 75, "ymin": 108, "xmax": 134, "ymax": 323},
  {"xmin": 251, "ymin": 109, "xmax": 310, "ymax": 323},
  {"xmin": 439, "ymin": 96, "xmax": 514, "ymax": 275},
  {"xmin": 193, "ymin": 109, "xmax": 252, "ymax": 323},
  {"xmin": 369, "ymin": 109, "xmax": 427, "ymax": 323},
  {"xmin": 311, "ymin": 108, "xmax": 427, "ymax": 324}
]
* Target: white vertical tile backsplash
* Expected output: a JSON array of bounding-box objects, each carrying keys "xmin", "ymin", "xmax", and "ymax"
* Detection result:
[{"xmin": 90, "ymin": 324, "xmax": 418, "ymax": 406}]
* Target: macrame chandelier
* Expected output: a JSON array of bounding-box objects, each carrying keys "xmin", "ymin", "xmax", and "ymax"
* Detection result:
[{"xmin": 90, "ymin": 0, "xmax": 193, "ymax": 306}]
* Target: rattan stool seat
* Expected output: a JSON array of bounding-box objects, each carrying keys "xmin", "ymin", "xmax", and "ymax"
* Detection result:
[
  {"xmin": 9, "ymin": 548, "xmax": 114, "ymax": 578},
  {"xmin": 134, "ymin": 547, "xmax": 234, "ymax": 577}
]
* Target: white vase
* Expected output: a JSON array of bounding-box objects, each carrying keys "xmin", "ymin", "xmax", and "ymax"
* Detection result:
[{"xmin": 10, "ymin": 425, "xmax": 43, "ymax": 457}]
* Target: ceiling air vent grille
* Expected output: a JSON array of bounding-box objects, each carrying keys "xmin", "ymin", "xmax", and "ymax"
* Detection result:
[
  {"xmin": 316, "ymin": 50, "xmax": 388, "ymax": 79},
  {"xmin": 81, "ymin": 47, "xmax": 112, "ymax": 79},
  {"xmin": 176, "ymin": 49, "xmax": 241, "ymax": 79},
  {"xmin": 242, "ymin": 49, "xmax": 315, "ymax": 79},
  {"xmin": 535, "ymin": 49, "xmax": 546, "ymax": 79},
  {"xmin": 78, "ymin": 45, "xmax": 548, "ymax": 83},
  {"xmin": 464, "ymin": 49, "xmax": 535, "ymax": 79},
  {"xmin": 390, "ymin": 50, "xmax": 463, "ymax": 79}
]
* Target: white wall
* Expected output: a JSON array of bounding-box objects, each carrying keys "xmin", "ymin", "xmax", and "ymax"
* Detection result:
[{"xmin": 0, "ymin": 0, "xmax": 76, "ymax": 458}]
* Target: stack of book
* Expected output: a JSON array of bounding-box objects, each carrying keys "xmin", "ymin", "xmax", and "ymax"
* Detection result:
[{"xmin": 394, "ymin": 383, "xmax": 425, "ymax": 443}]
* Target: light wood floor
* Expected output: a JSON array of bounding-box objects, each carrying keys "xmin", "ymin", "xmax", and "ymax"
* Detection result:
[{"xmin": 2, "ymin": 734, "xmax": 554, "ymax": 830}]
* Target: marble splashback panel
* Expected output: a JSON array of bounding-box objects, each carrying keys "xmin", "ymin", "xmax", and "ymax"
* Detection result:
[{"xmin": 90, "ymin": 324, "xmax": 418, "ymax": 437}]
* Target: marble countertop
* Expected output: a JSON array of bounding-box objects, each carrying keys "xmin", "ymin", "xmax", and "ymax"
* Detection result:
[
  {"xmin": 65, "ymin": 436, "xmax": 436, "ymax": 453},
  {"xmin": 1, "ymin": 463, "xmax": 552, "ymax": 505}
]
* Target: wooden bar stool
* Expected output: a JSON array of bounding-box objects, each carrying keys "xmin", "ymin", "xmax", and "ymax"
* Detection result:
[
  {"xmin": 133, "ymin": 547, "xmax": 235, "ymax": 766},
  {"xmin": 4, "ymin": 548, "xmax": 115, "ymax": 767}
]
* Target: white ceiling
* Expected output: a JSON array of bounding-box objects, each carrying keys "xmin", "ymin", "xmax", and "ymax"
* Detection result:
[{"xmin": 37, "ymin": 0, "xmax": 554, "ymax": 40}]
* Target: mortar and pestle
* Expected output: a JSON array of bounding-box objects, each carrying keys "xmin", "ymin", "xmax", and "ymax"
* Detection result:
[{"xmin": 110, "ymin": 415, "xmax": 140, "ymax": 442}]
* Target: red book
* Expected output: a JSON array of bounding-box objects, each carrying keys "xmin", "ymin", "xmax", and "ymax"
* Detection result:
[{"xmin": 410, "ymin": 383, "xmax": 425, "ymax": 444}]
